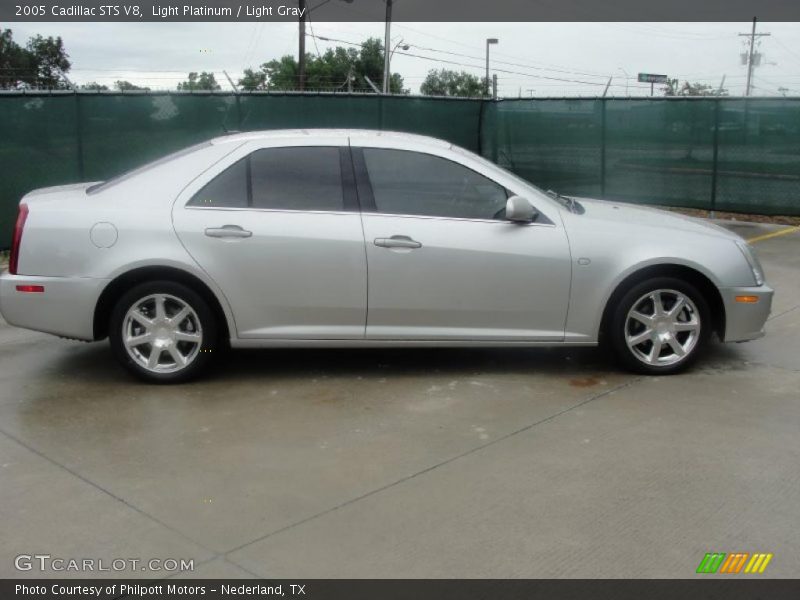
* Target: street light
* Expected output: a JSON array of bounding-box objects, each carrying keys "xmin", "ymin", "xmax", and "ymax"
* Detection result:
[
  {"xmin": 485, "ymin": 38, "xmax": 498, "ymax": 98},
  {"xmin": 381, "ymin": 38, "xmax": 410, "ymax": 93}
]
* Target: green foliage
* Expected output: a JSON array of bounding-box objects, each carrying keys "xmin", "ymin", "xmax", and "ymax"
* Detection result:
[
  {"xmin": 238, "ymin": 67, "xmax": 268, "ymax": 91},
  {"xmin": 80, "ymin": 81, "xmax": 109, "ymax": 90},
  {"xmin": 0, "ymin": 29, "xmax": 70, "ymax": 89},
  {"xmin": 239, "ymin": 37, "xmax": 406, "ymax": 93},
  {"xmin": 114, "ymin": 80, "xmax": 149, "ymax": 91},
  {"xmin": 662, "ymin": 79, "xmax": 728, "ymax": 97},
  {"xmin": 178, "ymin": 71, "xmax": 221, "ymax": 91},
  {"xmin": 420, "ymin": 69, "xmax": 486, "ymax": 97}
]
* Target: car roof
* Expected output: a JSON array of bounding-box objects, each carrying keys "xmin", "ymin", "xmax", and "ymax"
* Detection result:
[{"xmin": 209, "ymin": 129, "xmax": 453, "ymax": 150}]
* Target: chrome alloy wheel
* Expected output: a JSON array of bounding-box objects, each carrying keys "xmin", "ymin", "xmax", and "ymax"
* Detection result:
[
  {"xmin": 624, "ymin": 289, "xmax": 701, "ymax": 367},
  {"xmin": 122, "ymin": 294, "xmax": 203, "ymax": 373}
]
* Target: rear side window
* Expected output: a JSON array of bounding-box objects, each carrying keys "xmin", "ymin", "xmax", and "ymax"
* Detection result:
[
  {"xmin": 189, "ymin": 157, "xmax": 249, "ymax": 208},
  {"xmin": 251, "ymin": 147, "xmax": 343, "ymax": 211},
  {"xmin": 188, "ymin": 146, "xmax": 344, "ymax": 211}
]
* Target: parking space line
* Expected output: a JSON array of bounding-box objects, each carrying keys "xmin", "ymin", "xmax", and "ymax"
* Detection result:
[
  {"xmin": 768, "ymin": 304, "xmax": 800, "ymax": 322},
  {"xmin": 747, "ymin": 226, "xmax": 800, "ymax": 244},
  {"xmin": 0, "ymin": 426, "xmax": 217, "ymax": 557},
  {"xmin": 224, "ymin": 376, "xmax": 643, "ymax": 558}
]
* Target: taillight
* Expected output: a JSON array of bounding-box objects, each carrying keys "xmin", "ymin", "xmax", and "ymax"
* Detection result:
[{"xmin": 9, "ymin": 203, "xmax": 29, "ymax": 275}]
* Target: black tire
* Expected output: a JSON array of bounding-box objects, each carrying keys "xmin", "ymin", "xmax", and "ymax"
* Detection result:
[
  {"xmin": 609, "ymin": 276, "xmax": 711, "ymax": 375},
  {"xmin": 109, "ymin": 280, "xmax": 219, "ymax": 383}
]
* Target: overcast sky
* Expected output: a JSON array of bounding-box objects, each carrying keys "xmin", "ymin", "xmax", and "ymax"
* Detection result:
[{"xmin": 9, "ymin": 21, "xmax": 800, "ymax": 96}]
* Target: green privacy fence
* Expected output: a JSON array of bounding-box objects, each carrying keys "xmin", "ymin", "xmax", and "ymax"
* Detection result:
[
  {"xmin": 1, "ymin": 92, "xmax": 799, "ymax": 247},
  {"xmin": 482, "ymin": 97, "xmax": 800, "ymax": 216}
]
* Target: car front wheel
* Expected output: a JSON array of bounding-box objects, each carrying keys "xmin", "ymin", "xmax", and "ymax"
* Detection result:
[
  {"xmin": 610, "ymin": 277, "xmax": 711, "ymax": 375},
  {"xmin": 109, "ymin": 281, "xmax": 218, "ymax": 383}
]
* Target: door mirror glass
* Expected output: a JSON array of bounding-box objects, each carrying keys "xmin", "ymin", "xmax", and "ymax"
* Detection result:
[{"xmin": 505, "ymin": 196, "xmax": 537, "ymax": 222}]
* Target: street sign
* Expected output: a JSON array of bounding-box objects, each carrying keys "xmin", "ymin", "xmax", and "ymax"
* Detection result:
[{"xmin": 638, "ymin": 73, "xmax": 669, "ymax": 84}]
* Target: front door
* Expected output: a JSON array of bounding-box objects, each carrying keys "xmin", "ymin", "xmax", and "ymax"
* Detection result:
[{"xmin": 355, "ymin": 147, "xmax": 572, "ymax": 341}]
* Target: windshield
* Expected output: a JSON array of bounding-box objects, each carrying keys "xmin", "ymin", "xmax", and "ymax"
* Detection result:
[{"xmin": 86, "ymin": 141, "xmax": 212, "ymax": 194}]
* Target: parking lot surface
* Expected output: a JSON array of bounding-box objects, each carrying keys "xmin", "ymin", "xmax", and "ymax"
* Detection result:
[{"xmin": 1, "ymin": 221, "xmax": 798, "ymax": 579}]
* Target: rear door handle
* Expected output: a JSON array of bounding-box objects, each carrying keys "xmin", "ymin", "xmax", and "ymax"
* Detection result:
[
  {"xmin": 204, "ymin": 225, "xmax": 252, "ymax": 239},
  {"xmin": 374, "ymin": 235, "xmax": 422, "ymax": 249}
]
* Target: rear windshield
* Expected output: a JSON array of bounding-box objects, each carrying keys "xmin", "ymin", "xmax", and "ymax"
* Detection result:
[{"xmin": 86, "ymin": 141, "xmax": 212, "ymax": 195}]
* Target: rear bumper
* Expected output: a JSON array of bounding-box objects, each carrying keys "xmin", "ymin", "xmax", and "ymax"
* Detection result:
[
  {"xmin": 720, "ymin": 284, "xmax": 774, "ymax": 342},
  {"xmin": 0, "ymin": 273, "xmax": 108, "ymax": 341}
]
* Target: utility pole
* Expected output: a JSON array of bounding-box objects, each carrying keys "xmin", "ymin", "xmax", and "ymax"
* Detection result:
[
  {"xmin": 602, "ymin": 77, "xmax": 612, "ymax": 97},
  {"xmin": 492, "ymin": 74, "xmax": 498, "ymax": 100},
  {"xmin": 717, "ymin": 74, "xmax": 726, "ymax": 95},
  {"xmin": 382, "ymin": 0, "xmax": 392, "ymax": 94},
  {"xmin": 485, "ymin": 38, "xmax": 498, "ymax": 97},
  {"xmin": 222, "ymin": 70, "xmax": 238, "ymax": 93},
  {"xmin": 739, "ymin": 17, "xmax": 770, "ymax": 96},
  {"xmin": 298, "ymin": 0, "xmax": 307, "ymax": 90}
]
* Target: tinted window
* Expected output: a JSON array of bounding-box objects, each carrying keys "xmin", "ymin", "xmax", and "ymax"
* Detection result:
[
  {"xmin": 251, "ymin": 147, "xmax": 343, "ymax": 211},
  {"xmin": 188, "ymin": 147, "xmax": 344, "ymax": 211},
  {"xmin": 363, "ymin": 148, "xmax": 508, "ymax": 219},
  {"xmin": 188, "ymin": 157, "xmax": 248, "ymax": 208}
]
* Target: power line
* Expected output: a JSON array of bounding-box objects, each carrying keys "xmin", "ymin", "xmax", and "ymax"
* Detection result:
[{"xmin": 308, "ymin": 32, "xmax": 650, "ymax": 90}]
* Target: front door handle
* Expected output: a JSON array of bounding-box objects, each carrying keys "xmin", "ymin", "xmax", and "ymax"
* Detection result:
[
  {"xmin": 204, "ymin": 225, "xmax": 252, "ymax": 239},
  {"xmin": 374, "ymin": 235, "xmax": 422, "ymax": 249}
]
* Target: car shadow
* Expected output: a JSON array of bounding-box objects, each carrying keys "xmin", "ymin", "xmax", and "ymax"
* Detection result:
[
  {"xmin": 41, "ymin": 337, "xmax": 751, "ymax": 387},
  {"xmin": 41, "ymin": 341, "xmax": 622, "ymax": 384}
]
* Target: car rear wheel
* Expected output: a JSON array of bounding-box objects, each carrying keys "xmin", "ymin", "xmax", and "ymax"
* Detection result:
[
  {"xmin": 109, "ymin": 281, "xmax": 218, "ymax": 383},
  {"xmin": 610, "ymin": 277, "xmax": 710, "ymax": 375}
]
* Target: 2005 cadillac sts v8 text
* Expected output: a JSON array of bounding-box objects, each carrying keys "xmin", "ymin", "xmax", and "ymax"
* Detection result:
[{"xmin": 0, "ymin": 130, "xmax": 773, "ymax": 382}]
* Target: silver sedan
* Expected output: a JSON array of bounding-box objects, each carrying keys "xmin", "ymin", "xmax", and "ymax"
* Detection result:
[{"xmin": 0, "ymin": 130, "xmax": 773, "ymax": 382}]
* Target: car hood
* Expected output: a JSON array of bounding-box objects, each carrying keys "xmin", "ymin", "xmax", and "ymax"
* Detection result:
[{"xmin": 571, "ymin": 197, "xmax": 742, "ymax": 241}]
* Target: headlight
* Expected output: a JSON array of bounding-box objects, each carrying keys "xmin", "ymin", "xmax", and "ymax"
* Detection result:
[{"xmin": 735, "ymin": 240, "xmax": 765, "ymax": 286}]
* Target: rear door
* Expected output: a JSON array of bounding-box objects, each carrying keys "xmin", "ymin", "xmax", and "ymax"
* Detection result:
[{"xmin": 173, "ymin": 138, "xmax": 367, "ymax": 339}]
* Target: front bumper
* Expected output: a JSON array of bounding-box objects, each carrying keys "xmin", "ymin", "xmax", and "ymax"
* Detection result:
[
  {"xmin": 719, "ymin": 284, "xmax": 774, "ymax": 342},
  {"xmin": 0, "ymin": 273, "xmax": 109, "ymax": 341}
]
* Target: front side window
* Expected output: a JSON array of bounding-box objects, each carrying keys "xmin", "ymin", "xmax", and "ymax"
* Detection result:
[
  {"xmin": 362, "ymin": 148, "xmax": 508, "ymax": 220},
  {"xmin": 188, "ymin": 146, "xmax": 343, "ymax": 211}
]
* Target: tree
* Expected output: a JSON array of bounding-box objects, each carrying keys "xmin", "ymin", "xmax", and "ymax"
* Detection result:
[
  {"xmin": 420, "ymin": 69, "xmax": 485, "ymax": 97},
  {"xmin": 239, "ymin": 37, "xmax": 406, "ymax": 93},
  {"xmin": 26, "ymin": 34, "xmax": 71, "ymax": 88},
  {"xmin": 80, "ymin": 81, "xmax": 109, "ymax": 90},
  {"xmin": 114, "ymin": 80, "xmax": 149, "ymax": 91},
  {"xmin": 662, "ymin": 79, "xmax": 728, "ymax": 97},
  {"xmin": 0, "ymin": 29, "xmax": 70, "ymax": 89},
  {"xmin": 178, "ymin": 71, "xmax": 221, "ymax": 91},
  {"xmin": 238, "ymin": 67, "xmax": 268, "ymax": 91}
]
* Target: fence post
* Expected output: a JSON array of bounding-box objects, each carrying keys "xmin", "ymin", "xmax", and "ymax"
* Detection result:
[
  {"xmin": 235, "ymin": 93, "xmax": 242, "ymax": 130},
  {"xmin": 600, "ymin": 98, "xmax": 607, "ymax": 198},
  {"xmin": 710, "ymin": 98, "xmax": 720, "ymax": 218},
  {"xmin": 74, "ymin": 91, "xmax": 85, "ymax": 181},
  {"xmin": 477, "ymin": 98, "xmax": 484, "ymax": 156}
]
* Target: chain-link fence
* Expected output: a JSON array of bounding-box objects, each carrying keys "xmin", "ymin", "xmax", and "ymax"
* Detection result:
[{"xmin": 1, "ymin": 92, "xmax": 799, "ymax": 247}]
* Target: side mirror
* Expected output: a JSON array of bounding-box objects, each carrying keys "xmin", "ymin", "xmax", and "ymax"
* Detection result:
[{"xmin": 505, "ymin": 196, "xmax": 537, "ymax": 223}]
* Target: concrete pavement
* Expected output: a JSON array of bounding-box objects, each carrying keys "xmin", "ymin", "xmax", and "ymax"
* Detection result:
[{"xmin": 1, "ymin": 222, "xmax": 798, "ymax": 579}]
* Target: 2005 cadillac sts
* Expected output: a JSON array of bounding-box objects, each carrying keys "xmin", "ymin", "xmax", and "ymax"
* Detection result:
[{"xmin": 0, "ymin": 130, "xmax": 772, "ymax": 382}]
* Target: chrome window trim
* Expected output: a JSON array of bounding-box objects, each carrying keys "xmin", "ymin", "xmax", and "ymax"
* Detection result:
[
  {"xmin": 183, "ymin": 206, "xmax": 358, "ymax": 217},
  {"xmin": 184, "ymin": 205, "xmax": 557, "ymax": 227}
]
